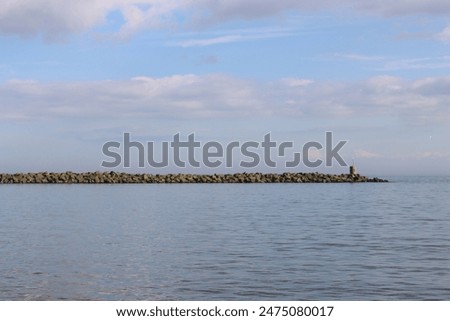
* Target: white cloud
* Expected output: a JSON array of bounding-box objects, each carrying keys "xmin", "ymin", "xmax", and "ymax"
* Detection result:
[
  {"xmin": 0, "ymin": 74, "xmax": 268, "ymax": 121},
  {"xmin": 1, "ymin": 74, "xmax": 450, "ymax": 126},
  {"xmin": 351, "ymin": 1, "xmax": 450, "ymax": 16},
  {"xmin": 171, "ymin": 27, "xmax": 295, "ymax": 47},
  {"xmin": 332, "ymin": 53, "xmax": 386, "ymax": 61},
  {"xmin": 188, "ymin": 1, "xmax": 450, "ymax": 24},
  {"xmin": 174, "ymin": 35, "xmax": 244, "ymax": 47},
  {"xmin": 0, "ymin": 0, "xmax": 192, "ymax": 40},
  {"xmin": 331, "ymin": 53, "xmax": 450, "ymax": 71},
  {"xmin": 381, "ymin": 56, "xmax": 450, "ymax": 71},
  {"xmin": 353, "ymin": 149, "xmax": 383, "ymax": 159},
  {"xmin": 0, "ymin": 0, "xmax": 111, "ymax": 40},
  {"xmin": 278, "ymin": 78, "xmax": 314, "ymax": 87},
  {"xmin": 2, "ymin": 0, "xmax": 450, "ymax": 39},
  {"xmin": 435, "ymin": 25, "xmax": 450, "ymax": 42}
]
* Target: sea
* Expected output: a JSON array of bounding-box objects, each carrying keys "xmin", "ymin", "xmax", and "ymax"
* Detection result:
[{"xmin": 0, "ymin": 176, "xmax": 449, "ymax": 300}]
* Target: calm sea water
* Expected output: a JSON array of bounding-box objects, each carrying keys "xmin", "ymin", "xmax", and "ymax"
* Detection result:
[{"xmin": 0, "ymin": 177, "xmax": 449, "ymax": 300}]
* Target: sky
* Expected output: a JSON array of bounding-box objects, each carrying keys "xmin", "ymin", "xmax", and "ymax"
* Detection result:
[{"xmin": 1, "ymin": 0, "xmax": 450, "ymax": 175}]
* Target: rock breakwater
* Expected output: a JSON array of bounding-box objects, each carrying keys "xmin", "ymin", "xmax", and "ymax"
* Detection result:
[{"xmin": 0, "ymin": 172, "xmax": 388, "ymax": 184}]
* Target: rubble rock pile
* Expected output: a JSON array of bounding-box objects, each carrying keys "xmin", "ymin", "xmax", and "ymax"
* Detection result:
[{"xmin": 0, "ymin": 172, "xmax": 388, "ymax": 184}]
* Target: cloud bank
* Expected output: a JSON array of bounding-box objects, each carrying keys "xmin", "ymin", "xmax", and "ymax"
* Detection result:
[
  {"xmin": 2, "ymin": 0, "xmax": 450, "ymax": 39},
  {"xmin": 1, "ymin": 74, "xmax": 449, "ymax": 125}
]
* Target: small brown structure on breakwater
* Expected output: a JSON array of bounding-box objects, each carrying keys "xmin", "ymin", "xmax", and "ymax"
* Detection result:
[{"xmin": 0, "ymin": 171, "xmax": 388, "ymax": 184}]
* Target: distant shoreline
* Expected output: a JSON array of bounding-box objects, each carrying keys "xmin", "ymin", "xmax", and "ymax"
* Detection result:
[{"xmin": 0, "ymin": 172, "xmax": 388, "ymax": 184}]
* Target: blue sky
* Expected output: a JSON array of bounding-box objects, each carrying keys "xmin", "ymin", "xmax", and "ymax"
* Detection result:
[{"xmin": 1, "ymin": 1, "xmax": 450, "ymax": 175}]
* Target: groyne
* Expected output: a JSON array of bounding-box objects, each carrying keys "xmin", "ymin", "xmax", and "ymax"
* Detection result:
[{"xmin": 0, "ymin": 172, "xmax": 388, "ymax": 184}]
